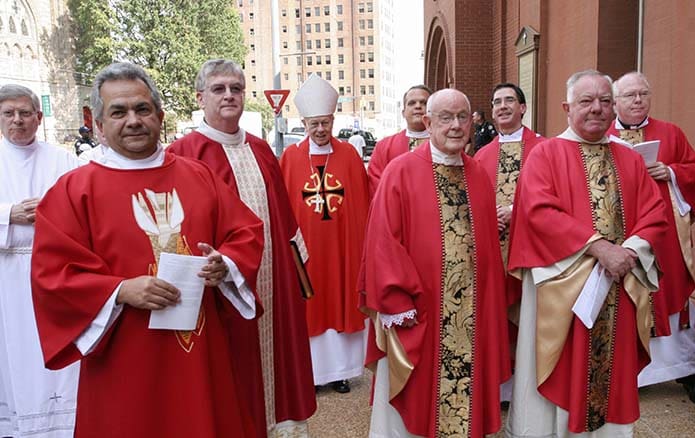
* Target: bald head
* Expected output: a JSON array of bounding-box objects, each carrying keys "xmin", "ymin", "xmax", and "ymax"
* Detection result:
[{"xmin": 423, "ymin": 89, "xmax": 472, "ymax": 155}]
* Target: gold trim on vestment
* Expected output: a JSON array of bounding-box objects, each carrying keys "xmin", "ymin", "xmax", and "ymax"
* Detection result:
[
  {"xmin": 623, "ymin": 273, "xmax": 653, "ymax": 356},
  {"xmin": 669, "ymin": 185, "xmax": 695, "ymax": 284}
]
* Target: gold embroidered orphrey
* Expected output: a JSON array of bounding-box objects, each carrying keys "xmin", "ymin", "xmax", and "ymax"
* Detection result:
[
  {"xmin": 495, "ymin": 141, "xmax": 524, "ymax": 268},
  {"xmin": 301, "ymin": 163, "xmax": 345, "ymax": 221},
  {"xmin": 131, "ymin": 188, "xmax": 205, "ymax": 353},
  {"xmin": 434, "ymin": 164, "xmax": 476, "ymax": 437},
  {"xmin": 579, "ymin": 144, "xmax": 625, "ymax": 431}
]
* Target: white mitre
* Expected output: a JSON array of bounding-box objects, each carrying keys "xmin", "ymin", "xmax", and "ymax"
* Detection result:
[{"xmin": 294, "ymin": 73, "xmax": 338, "ymax": 118}]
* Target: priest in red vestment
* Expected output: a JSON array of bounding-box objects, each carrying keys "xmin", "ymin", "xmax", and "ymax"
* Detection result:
[
  {"xmin": 279, "ymin": 74, "xmax": 370, "ymax": 394},
  {"xmin": 31, "ymin": 63, "xmax": 263, "ymax": 438},
  {"xmin": 474, "ymin": 83, "xmax": 545, "ymax": 401},
  {"xmin": 506, "ymin": 70, "xmax": 668, "ymax": 437},
  {"xmin": 367, "ymin": 85, "xmax": 431, "ymax": 196},
  {"xmin": 168, "ymin": 59, "xmax": 316, "ymax": 437},
  {"xmin": 608, "ymin": 71, "xmax": 695, "ymax": 396},
  {"xmin": 363, "ymin": 88, "xmax": 510, "ymax": 437}
]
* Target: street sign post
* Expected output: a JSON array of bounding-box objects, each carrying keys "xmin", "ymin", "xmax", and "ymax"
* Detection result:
[{"xmin": 264, "ymin": 89, "xmax": 290, "ymax": 115}]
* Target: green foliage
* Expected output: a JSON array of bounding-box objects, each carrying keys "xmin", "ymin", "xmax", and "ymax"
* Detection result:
[{"xmin": 69, "ymin": 0, "xmax": 247, "ymax": 117}]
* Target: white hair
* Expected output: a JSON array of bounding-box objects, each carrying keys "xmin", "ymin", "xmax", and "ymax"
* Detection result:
[{"xmin": 566, "ymin": 69, "xmax": 613, "ymax": 103}]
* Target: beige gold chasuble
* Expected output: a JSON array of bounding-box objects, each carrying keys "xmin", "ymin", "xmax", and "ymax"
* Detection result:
[
  {"xmin": 579, "ymin": 144, "xmax": 626, "ymax": 431},
  {"xmin": 433, "ymin": 164, "xmax": 476, "ymax": 437}
]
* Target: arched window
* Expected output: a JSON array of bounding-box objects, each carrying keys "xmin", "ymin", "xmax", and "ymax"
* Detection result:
[
  {"xmin": 13, "ymin": 43, "xmax": 22, "ymax": 58},
  {"xmin": 21, "ymin": 19, "xmax": 28, "ymax": 36},
  {"xmin": 9, "ymin": 17, "xmax": 16, "ymax": 33},
  {"xmin": 0, "ymin": 17, "xmax": 4, "ymax": 32},
  {"xmin": 25, "ymin": 45, "xmax": 34, "ymax": 59}
]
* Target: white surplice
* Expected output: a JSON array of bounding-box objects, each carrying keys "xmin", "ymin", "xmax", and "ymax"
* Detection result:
[{"xmin": 0, "ymin": 138, "xmax": 79, "ymax": 437}]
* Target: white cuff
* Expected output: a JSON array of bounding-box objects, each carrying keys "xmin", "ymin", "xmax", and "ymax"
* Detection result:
[
  {"xmin": 74, "ymin": 285, "xmax": 124, "ymax": 355},
  {"xmin": 623, "ymin": 235, "xmax": 659, "ymax": 291},
  {"xmin": 379, "ymin": 309, "xmax": 417, "ymax": 329},
  {"xmin": 0, "ymin": 203, "xmax": 11, "ymax": 248},
  {"xmin": 219, "ymin": 254, "xmax": 256, "ymax": 319},
  {"xmin": 668, "ymin": 168, "xmax": 691, "ymax": 216}
]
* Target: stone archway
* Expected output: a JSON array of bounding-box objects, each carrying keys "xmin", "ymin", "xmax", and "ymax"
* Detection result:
[{"xmin": 424, "ymin": 15, "xmax": 451, "ymax": 91}]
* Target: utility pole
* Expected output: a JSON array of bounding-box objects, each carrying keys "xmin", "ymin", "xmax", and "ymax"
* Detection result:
[{"xmin": 271, "ymin": 0, "xmax": 284, "ymax": 156}]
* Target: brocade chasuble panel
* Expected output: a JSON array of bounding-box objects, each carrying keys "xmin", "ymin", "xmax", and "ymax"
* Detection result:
[
  {"xmin": 433, "ymin": 164, "xmax": 476, "ymax": 437},
  {"xmin": 579, "ymin": 144, "xmax": 625, "ymax": 431},
  {"xmin": 495, "ymin": 141, "xmax": 523, "ymax": 267}
]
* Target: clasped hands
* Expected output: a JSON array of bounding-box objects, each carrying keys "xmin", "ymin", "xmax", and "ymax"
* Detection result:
[
  {"xmin": 587, "ymin": 239, "xmax": 638, "ymax": 281},
  {"xmin": 117, "ymin": 242, "xmax": 229, "ymax": 310},
  {"xmin": 10, "ymin": 198, "xmax": 40, "ymax": 224}
]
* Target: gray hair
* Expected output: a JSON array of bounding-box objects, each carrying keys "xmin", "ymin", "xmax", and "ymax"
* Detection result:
[
  {"xmin": 566, "ymin": 69, "xmax": 613, "ymax": 103},
  {"xmin": 195, "ymin": 59, "xmax": 246, "ymax": 92},
  {"xmin": 613, "ymin": 71, "xmax": 650, "ymax": 96},
  {"xmin": 90, "ymin": 62, "xmax": 163, "ymax": 121},
  {"xmin": 426, "ymin": 88, "xmax": 471, "ymax": 114},
  {"xmin": 0, "ymin": 84, "xmax": 41, "ymax": 111}
]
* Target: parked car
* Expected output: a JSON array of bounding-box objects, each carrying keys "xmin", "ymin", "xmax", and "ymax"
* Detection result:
[
  {"xmin": 336, "ymin": 129, "xmax": 377, "ymax": 157},
  {"xmin": 271, "ymin": 132, "xmax": 305, "ymax": 157}
]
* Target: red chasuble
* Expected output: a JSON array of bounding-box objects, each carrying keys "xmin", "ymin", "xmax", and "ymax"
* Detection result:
[
  {"xmin": 608, "ymin": 118, "xmax": 695, "ymax": 334},
  {"xmin": 279, "ymin": 137, "xmax": 369, "ymax": 337},
  {"xmin": 363, "ymin": 144, "xmax": 511, "ymax": 437},
  {"xmin": 474, "ymin": 126, "xmax": 545, "ymax": 306},
  {"xmin": 368, "ymin": 129, "xmax": 410, "ymax": 197},
  {"xmin": 31, "ymin": 154, "xmax": 263, "ymax": 438},
  {"xmin": 167, "ymin": 132, "xmax": 316, "ymax": 430},
  {"xmin": 508, "ymin": 138, "xmax": 668, "ymax": 432}
]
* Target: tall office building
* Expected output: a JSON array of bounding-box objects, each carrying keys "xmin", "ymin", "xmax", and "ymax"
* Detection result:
[{"xmin": 237, "ymin": 0, "xmax": 398, "ymax": 137}]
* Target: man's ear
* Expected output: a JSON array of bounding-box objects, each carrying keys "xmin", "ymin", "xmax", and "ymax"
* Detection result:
[{"xmin": 562, "ymin": 102, "xmax": 570, "ymax": 114}]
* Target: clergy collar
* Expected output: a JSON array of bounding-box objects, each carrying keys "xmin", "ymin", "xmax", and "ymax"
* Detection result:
[
  {"xmin": 309, "ymin": 137, "xmax": 333, "ymax": 155},
  {"xmin": 429, "ymin": 142, "xmax": 463, "ymax": 165},
  {"xmin": 497, "ymin": 126, "xmax": 524, "ymax": 143},
  {"xmin": 615, "ymin": 117, "xmax": 649, "ymax": 130},
  {"xmin": 98, "ymin": 143, "xmax": 165, "ymax": 169},
  {"xmin": 0, "ymin": 137, "xmax": 39, "ymax": 158},
  {"xmin": 406, "ymin": 128, "xmax": 429, "ymax": 139},
  {"xmin": 558, "ymin": 127, "xmax": 609, "ymax": 145},
  {"xmin": 197, "ymin": 120, "xmax": 246, "ymax": 147}
]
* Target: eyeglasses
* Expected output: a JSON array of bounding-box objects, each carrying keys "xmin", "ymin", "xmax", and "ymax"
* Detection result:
[
  {"xmin": 207, "ymin": 84, "xmax": 245, "ymax": 96},
  {"xmin": 616, "ymin": 91, "xmax": 650, "ymax": 101},
  {"xmin": 492, "ymin": 96, "xmax": 518, "ymax": 106},
  {"xmin": 430, "ymin": 111, "xmax": 470, "ymax": 125},
  {"xmin": 1, "ymin": 109, "xmax": 36, "ymax": 119}
]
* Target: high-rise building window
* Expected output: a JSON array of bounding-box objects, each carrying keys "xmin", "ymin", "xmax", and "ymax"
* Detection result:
[
  {"xmin": 368, "ymin": 36, "xmax": 374, "ymax": 45},
  {"xmin": 368, "ymin": 52, "xmax": 374, "ymax": 62},
  {"xmin": 338, "ymin": 70, "xmax": 344, "ymax": 80},
  {"xmin": 282, "ymin": 9, "xmax": 287, "ymax": 17},
  {"xmin": 338, "ymin": 38, "xmax": 344, "ymax": 47},
  {"xmin": 367, "ymin": 19, "xmax": 373, "ymax": 29},
  {"xmin": 359, "ymin": 36, "xmax": 365, "ymax": 46},
  {"xmin": 369, "ymin": 85, "xmax": 374, "ymax": 94},
  {"xmin": 249, "ymin": 12, "xmax": 254, "ymax": 19},
  {"xmin": 358, "ymin": 3, "xmax": 365, "ymax": 13},
  {"xmin": 369, "ymin": 101, "xmax": 375, "ymax": 111},
  {"xmin": 337, "ymin": 5, "xmax": 343, "ymax": 14},
  {"xmin": 307, "ymin": 56, "xmax": 313, "ymax": 65},
  {"xmin": 324, "ymin": 22, "xmax": 330, "ymax": 32},
  {"xmin": 337, "ymin": 103, "xmax": 343, "ymax": 112},
  {"xmin": 325, "ymin": 39, "xmax": 331, "ymax": 48},
  {"xmin": 339, "ymin": 86, "xmax": 345, "ymax": 95},
  {"xmin": 295, "ymin": 8, "xmax": 300, "ymax": 18},
  {"xmin": 326, "ymin": 71, "xmax": 332, "ymax": 80},
  {"xmin": 251, "ymin": 75, "xmax": 257, "ymax": 82},
  {"xmin": 250, "ymin": 44, "xmax": 255, "ymax": 51},
  {"xmin": 338, "ymin": 54, "xmax": 344, "ymax": 64},
  {"xmin": 296, "ymin": 56, "xmax": 301, "ymax": 66},
  {"xmin": 314, "ymin": 23, "xmax": 320, "ymax": 32},
  {"xmin": 325, "ymin": 55, "xmax": 331, "ymax": 64},
  {"xmin": 250, "ymin": 28, "xmax": 255, "ymax": 35},
  {"xmin": 360, "ymin": 69, "xmax": 366, "ymax": 79},
  {"xmin": 282, "ymin": 25, "xmax": 287, "ymax": 33},
  {"xmin": 305, "ymin": 7, "xmax": 310, "ymax": 17},
  {"xmin": 284, "ymin": 73, "xmax": 289, "ymax": 80},
  {"xmin": 284, "ymin": 57, "xmax": 289, "ymax": 65},
  {"xmin": 282, "ymin": 41, "xmax": 287, "ymax": 49},
  {"xmin": 367, "ymin": 2, "xmax": 373, "ymax": 12},
  {"xmin": 324, "ymin": 5, "xmax": 330, "ymax": 15},
  {"xmin": 307, "ymin": 40, "xmax": 312, "ymax": 49},
  {"xmin": 359, "ymin": 20, "xmax": 365, "ymax": 30},
  {"xmin": 360, "ymin": 53, "xmax": 365, "ymax": 62},
  {"xmin": 346, "ymin": 86, "xmax": 351, "ymax": 94},
  {"xmin": 337, "ymin": 21, "xmax": 343, "ymax": 31},
  {"xmin": 296, "ymin": 25, "xmax": 301, "ymax": 33},
  {"xmin": 316, "ymin": 56, "xmax": 322, "ymax": 65},
  {"xmin": 316, "ymin": 39, "xmax": 321, "ymax": 49},
  {"xmin": 306, "ymin": 24, "xmax": 311, "ymax": 33},
  {"xmin": 314, "ymin": 7, "xmax": 320, "ymax": 16},
  {"xmin": 368, "ymin": 68, "xmax": 374, "ymax": 78},
  {"xmin": 360, "ymin": 85, "xmax": 366, "ymax": 95},
  {"xmin": 296, "ymin": 41, "xmax": 302, "ymax": 50}
]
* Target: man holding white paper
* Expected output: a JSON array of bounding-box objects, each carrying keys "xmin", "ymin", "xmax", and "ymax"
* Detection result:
[
  {"xmin": 609, "ymin": 71, "xmax": 695, "ymax": 398},
  {"xmin": 30, "ymin": 62, "xmax": 264, "ymax": 438},
  {"xmin": 506, "ymin": 70, "xmax": 668, "ymax": 437}
]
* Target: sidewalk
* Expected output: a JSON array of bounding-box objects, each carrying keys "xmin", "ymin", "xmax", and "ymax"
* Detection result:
[{"xmin": 307, "ymin": 371, "xmax": 695, "ymax": 437}]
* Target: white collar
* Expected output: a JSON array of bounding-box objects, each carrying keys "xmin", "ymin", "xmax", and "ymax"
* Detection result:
[
  {"xmin": 429, "ymin": 142, "xmax": 463, "ymax": 165},
  {"xmin": 558, "ymin": 127, "xmax": 609, "ymax": 145},
  {"xmin": 497, "ymin": 126, "xmax": 524, "ymax": 143},
  {"xmin": 406, "ymin": 128, "xmax": 429, "ymax": 139},
  {"xmin": 0, "ymin": 137, "xmax": 39, "ymax": 159},
  {"xmin": 98, "ymin": 144, "xmax": 166, "ymax": 169},
  {"xmin": 197, "ymin": 120, "xmax": 246, "ymax": 147},
  {"xmin": 309, "ymin": 137, "xmax": 333, "ymax": 155},
  {"xmin": 614, "ymin": 117, "xmax": 649, "ymax": 130}
]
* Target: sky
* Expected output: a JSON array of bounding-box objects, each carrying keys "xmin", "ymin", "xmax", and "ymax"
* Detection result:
[{"xmin": 393, "ymin": 0, "xmax": 425, "ymax": 97}]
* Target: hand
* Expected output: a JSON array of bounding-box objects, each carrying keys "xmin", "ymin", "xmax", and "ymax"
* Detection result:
[
  {"xmin": 646, "ymin": 161, "xmax": 671, "ymax": 181},
  {"xmin": 587, "ymin": 239, "xmax": 638, "ymax": 280},
  {"xmin": 400, "ymin": 317, "xmax": 418, "ymax": 328},
  {"xmin": 497, "ymin": 204, "xmax": 512, "ymax": 231},
  {"xmin": 117, "ymin": 276, "xmax": 180, "ymax": 310},
  {"xmin": 10, "ymin": 198, "xmax": 40, "ymax": 224},
  {"xmin": 197, "ymin": 242, "xmax": 229, "ymax": 287}
]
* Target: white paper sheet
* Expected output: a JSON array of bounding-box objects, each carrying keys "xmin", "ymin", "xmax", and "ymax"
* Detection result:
[
  {"xmin": 148, "ymin": 252, "xmax": 208, "ymax": 330},
  {"xmin": 572, "ymin": 263, "xmax": 613, "ymax": 329}
]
